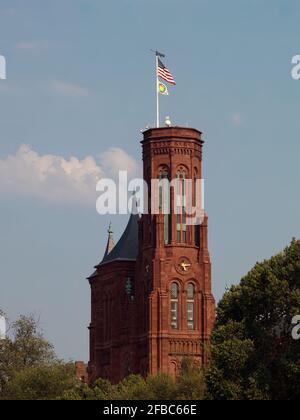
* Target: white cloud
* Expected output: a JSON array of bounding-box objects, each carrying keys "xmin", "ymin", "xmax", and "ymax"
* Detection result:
[
  {"xmin": 99, "ymin": 147, "xmax": 140, "ymax": 178},
  {"xmin": 0, "ymin": 145, "xmax": 138, "ymax": 205},
  {"xmin": 51, "ymin": 80, "xmax": 90, "ymax": 97}
]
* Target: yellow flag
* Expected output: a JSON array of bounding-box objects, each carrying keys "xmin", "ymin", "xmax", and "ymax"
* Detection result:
[{"xmin": 158, "ymin": 82, "xmax": 169, "ymax": 95}]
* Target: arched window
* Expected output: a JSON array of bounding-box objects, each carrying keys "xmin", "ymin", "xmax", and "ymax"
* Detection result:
[
  {"xmin": 187, "ymin": 283, "xmax": 195, "ymax": 330},
  {"xmin": 170, "ymin": 282, "xmax": 179, "ymax": 329},
  {"xmin": 158, "ymin": 166, "xmax": 170, "ymax": 245},
  {"xmin": 158, "ymin": 167, "xmax": 169, "ymax": 208},
  {"xmin": 176, "ymin": 169, "xmax": 187, "ymax": 243},
  {"xmin": 193, "ymin": 169, "xmax": 201, "ymax": 247}
]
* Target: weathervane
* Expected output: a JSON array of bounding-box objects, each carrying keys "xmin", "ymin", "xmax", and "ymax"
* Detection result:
[{"xmin": 150, "ymin": 49, "xmax": 165, "ymax": 58}]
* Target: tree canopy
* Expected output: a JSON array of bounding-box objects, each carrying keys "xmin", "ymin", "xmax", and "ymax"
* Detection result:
[
  {"xmin": 0, "ymin": 315, "xmax": 76, "ymax": 400},
  {"xmin": 1, "ymin": 240, "xmax": 299, "ymax": 400},
  {"xmin": 206, "ymin": 239, "xmax": 300, "ymax": 400},
  {"xmin": 63, "ymin": 357, "xmax": 206, "ymax": 401}
]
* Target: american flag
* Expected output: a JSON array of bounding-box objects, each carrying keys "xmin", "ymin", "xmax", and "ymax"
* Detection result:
[{"xmin": 157, "ymin": 58, "xmax": 176, "ymax": 85}]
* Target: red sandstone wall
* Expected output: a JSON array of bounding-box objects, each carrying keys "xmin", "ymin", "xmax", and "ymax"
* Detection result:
[{"xmin": 88, "ymin": 127, "xmax": 215, "ymax": 384}]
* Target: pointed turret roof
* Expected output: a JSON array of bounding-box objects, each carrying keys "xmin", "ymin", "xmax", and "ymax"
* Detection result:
[{"xmin": 99, "ymin": 213, "xmax": 139, "ymax": 266}]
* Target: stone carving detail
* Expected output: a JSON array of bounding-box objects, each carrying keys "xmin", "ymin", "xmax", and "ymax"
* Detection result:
[{"xmin": 169, "ymin": 340, "xmax": 202, "ymax": 356}]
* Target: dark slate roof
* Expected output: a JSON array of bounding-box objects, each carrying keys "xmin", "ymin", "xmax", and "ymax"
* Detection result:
[
  {"xmin": 87, "ymin": 270, "xmax": 98, "ymax": 280},
  {"xmin": 99, "ymin": 214, "xmax": 140, "ymax": 266}
]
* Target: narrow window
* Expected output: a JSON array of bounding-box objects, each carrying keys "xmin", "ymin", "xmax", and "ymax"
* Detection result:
[
  {"xmin": 159, "ymin": 168, "xmax": 170, "ymax": 245},
  {"xmin": 176, "ymin": 214, "xmax": 181, "ymax": 242},
  {"xmin": 170, "ymin": 282, "xmax": 179, "ymax": 329},
  {"xmin": 176, "ymin": 170, "xmax": 187, "ymax": 243},
  {"xmin": 194, "ymin": 172, "xmax": 201, "ymax": 246},
  {"xmin": 187, "ymin": 283, "xmax": 195, "ymax": 330},
  {"xmin": 195, "ymin": 224, "xmax": 200, "ymax": 247}
]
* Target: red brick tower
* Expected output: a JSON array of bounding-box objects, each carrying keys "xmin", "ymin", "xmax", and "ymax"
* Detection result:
[
  {"xmin": 134, "ymin": 127, "xmax": 215, "ymax": 377},
  {"xmin": 87, "ymin": 126, "xmax": 215, "ymax": 384}
]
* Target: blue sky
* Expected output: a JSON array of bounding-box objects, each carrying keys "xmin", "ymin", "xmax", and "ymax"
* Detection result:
[{"xmin": 0, "ymin": 0, "xmax": 300, "ymax": 361}]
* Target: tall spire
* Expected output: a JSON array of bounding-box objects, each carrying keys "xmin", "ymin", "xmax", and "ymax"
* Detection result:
[
  {"xmin": 100, "ymin": 213, "xmax": 140, "ymax": 266},
  {"xmin": 103, "ymin": 222, "xmax": 115, "ymax": 258}
]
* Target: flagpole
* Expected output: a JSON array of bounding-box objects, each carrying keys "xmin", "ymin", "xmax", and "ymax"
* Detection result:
[
  {"xmin": 156, "ymin": 54, "xmax": 159, "ymax": 128},
  {"xmin": 151, "ymin": 49, "xmax": 165, "ymax": 128}
]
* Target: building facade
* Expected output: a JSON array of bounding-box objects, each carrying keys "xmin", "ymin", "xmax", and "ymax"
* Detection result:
[{"xmin": 87, "ymin": 126, "xmax": 215, "ymax": 384}]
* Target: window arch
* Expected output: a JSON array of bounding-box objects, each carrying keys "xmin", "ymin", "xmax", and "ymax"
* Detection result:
[
  {"xmin": 158, "ymin": 165, "xmax": 169, "ymax": 178},
  {"xmin": 158, "ymin": 166, "xmax": 169, "ymax": 210},
  {"xmin": 176, "ymin": 165, "xmax": 189, "ymax": 177},
  {"xmin": 187, "ymin": 283, "xmax": 195, "ymax": 330},
  {"xmin": 169, "ymin": 361, "xmax": 178, "ymax": 379},
  {"xmin": 170, "ymin": 282, "xmax": 179, "ymax": 329}
]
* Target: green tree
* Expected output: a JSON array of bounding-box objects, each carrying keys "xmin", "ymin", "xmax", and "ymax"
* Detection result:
[
  {"xmin": 64, "ymin": 374, "xmax": 175, "ymax": 401},
  {"xmin": 3, "ymin": 363, "xmax": 76, "ymax": 400},
  {"xmin": 64, "ymin": 361, "xmax": 207, "ymax": 401},
  {"xmin": 145, "ymin": 373, "xmax": 177, "ymax": 400},
  {"xmin": 206, "ymin": 240, "xmax": 300, "ymax": 400},
  {"xmin": 10, "ymin": 315, "xmax": 55, "ymax": 367},
  {"xmin": 0, "ymin": 314, "xmax": 76, "ymax": 400},
  {"xmin": 175, "ymin": 357, "xmax": 206, "ymax": 400},
  {"xmin": 116, "ymin": 375, "xmax": 149, "ymax": 400}
]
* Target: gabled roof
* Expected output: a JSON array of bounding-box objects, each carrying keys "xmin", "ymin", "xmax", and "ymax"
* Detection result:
[{"xmin": 98, "ymin": 213, "xmax": 140, "ymax": 266}]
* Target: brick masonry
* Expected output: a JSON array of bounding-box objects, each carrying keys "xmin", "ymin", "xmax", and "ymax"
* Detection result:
[{"xmin": 87, "ymin": 127, "xmax": 215, "ymax": 384}]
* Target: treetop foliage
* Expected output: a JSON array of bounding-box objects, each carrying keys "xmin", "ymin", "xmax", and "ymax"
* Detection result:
[
  {"xmin": 206, "ymin": 239, "xmax": 300, "ymax": 400},
  {"xmin": 1, "ymin": 240, "xmax": 299, "ymax": 400}
]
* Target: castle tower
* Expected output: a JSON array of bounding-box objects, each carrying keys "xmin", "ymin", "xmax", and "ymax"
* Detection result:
[
  {"xmin": 87, "ymin": 125, "xmax": 215, "ymax": 384},
  {"xmin": 135, "ymin": 126, "xmax": 215, "ymax": 377}
]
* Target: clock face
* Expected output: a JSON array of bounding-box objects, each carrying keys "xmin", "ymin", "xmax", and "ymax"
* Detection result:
[{"xmin": 176, "ymin": 257, "xmax": 191, "ymax": 274}]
